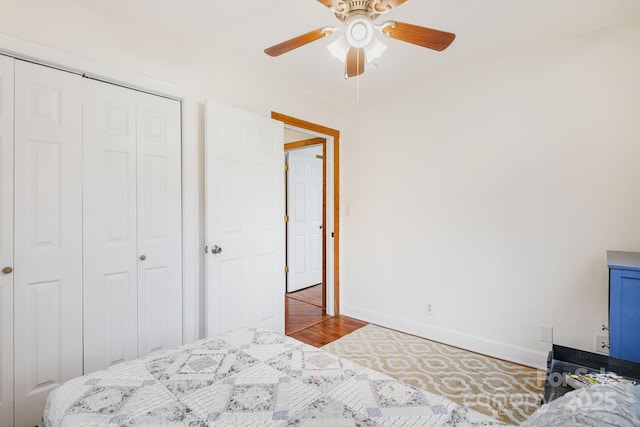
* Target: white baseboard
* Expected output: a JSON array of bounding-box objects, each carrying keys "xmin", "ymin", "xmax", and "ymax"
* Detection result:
[{"xmin": 342, "ymin": 304, "xmax": 548, "ymax": 370}]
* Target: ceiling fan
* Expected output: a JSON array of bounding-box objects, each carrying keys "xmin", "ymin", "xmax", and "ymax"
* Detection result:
[{"xmin": 264, "ymin": 0, "xmax": 455, "ymax": 79}]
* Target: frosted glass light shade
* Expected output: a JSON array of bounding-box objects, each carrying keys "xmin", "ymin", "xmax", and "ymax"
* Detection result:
[
  {"xmin": 327, "ymin": 35, "xmax": 349, "ymax": 63},
  {"xmin": 364, "ymin": 37, "xmax": 387, "ymax": 63}
]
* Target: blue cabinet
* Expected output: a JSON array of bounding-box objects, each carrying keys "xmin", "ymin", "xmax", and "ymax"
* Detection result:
[{"xmin": 608, "ymin": 250, "xmax": 640, "ymax": 363}]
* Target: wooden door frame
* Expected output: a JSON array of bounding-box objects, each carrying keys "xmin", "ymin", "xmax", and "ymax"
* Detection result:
[
  {"xmin": 272, "ymin": 112, "xmax": 341, "ymax": 316},
  {"xmin": 284, "ymin": 138, "xmax": 327, "ymax": 309}
]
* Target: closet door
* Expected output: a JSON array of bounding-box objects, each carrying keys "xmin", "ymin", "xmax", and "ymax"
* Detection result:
[
  {"xmin": 83, "ymin": 82, "xmax": 182, "ymax": 367},
  {"xmin": 13, "ymin": 60, "xmax": 83, "ymax": 427},
  {"xmin": 0, "ymin": 54, "xmax": 14, "ymax": 427},
  {"xmin": 83, "ymin": 79, "xmax": 138, "ymax": 373},
  {"xmin": 136, "ymin": 92, "xmax": 182, "ymax": 355}
]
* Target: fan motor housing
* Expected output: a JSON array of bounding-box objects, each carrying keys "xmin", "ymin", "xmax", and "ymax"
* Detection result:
[{"xmin": 334, "ymin": 0, "xmax": 381, "ymax": 21}]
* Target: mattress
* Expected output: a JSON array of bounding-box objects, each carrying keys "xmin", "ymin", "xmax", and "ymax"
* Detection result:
[{"xmin": 41, "ymin": 328, "xmax": 507, "ymax": 426}]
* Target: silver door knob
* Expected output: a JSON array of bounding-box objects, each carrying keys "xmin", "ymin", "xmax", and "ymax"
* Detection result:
[{"xmin": 211, "ymin": 245, "xmax": 222, "ymax": 254}]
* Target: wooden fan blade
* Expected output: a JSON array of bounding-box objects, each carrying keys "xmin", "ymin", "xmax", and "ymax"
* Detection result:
[
  {"xmin": 345, "ymin": 47, "xmax": 366, "ymax": 78},
  {"xmin": 374, "ymin": 0, "xmax": 408, "ymax": 12},
  {"xmin": 382, "ymin": 21, "xmax": 455, "ymax": 51},
  {"xmin": 264, "ymin": 28, "xmax": 333, "ymax": 57}
]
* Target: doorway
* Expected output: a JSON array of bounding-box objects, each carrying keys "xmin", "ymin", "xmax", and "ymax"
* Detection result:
[
  {"xmin": 272, "ymin": 112, "xmax": 341, "ymax": 335},
  {"xmin": 285, "ymin": 136, "xmax": 327, "ymax": 333}
]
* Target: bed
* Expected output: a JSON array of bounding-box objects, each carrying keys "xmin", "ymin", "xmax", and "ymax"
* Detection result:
[{"xmin": 41, "ymin": 328, "xmax": 507, "ymax": 426}]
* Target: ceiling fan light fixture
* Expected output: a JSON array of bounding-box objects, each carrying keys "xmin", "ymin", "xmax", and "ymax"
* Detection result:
[
  {"xmin": 265, "ymin": 0, "xmax": 456, "ymax": 79},
  {"xmin": 327, "ymin": 35, "xmax": 349, "ymax": 62}
]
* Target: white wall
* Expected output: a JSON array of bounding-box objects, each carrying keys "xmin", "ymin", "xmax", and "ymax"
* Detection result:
[{"xmin": 341, "ymin": 23, "xmax": 640, "ymax": 368}]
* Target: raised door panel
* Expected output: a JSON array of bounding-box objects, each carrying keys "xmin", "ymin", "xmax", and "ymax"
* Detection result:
[
  {"xmin": 205, "ymin": 100, "xmax": 285, "ymax": 337},
  {"xmin": 218, "ymin": 158, "xmax": 250, "ymax": 334},
  {"xmin": 136, "ymin": 92, "xmax": 182, "ymax": 355},
  {"xmin": 83, "ymin": 79, "xmax": 138, "ymax": 374},
  {"xmin": 13, "ymin": 60, "xmax": 83, "ymax": 427},
  {"xmin": 0, "ymin": 54, "xmax": 14, "ymax": 427}
]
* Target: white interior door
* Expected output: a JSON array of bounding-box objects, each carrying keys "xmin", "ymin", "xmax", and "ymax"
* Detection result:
[
  {"xmin": 287, "ymin": 147, "xmax": 323, "ymax": 293},
  {"xmin": 0, "ymin": 54, "xmax": 14, "ymax": 427},
  {"xmin": 13, "ymin": 60, "xmax": 83, "ymax": 427},
  {"xmin": 205, "ymin": 100, "xmax": 285, "ymax": 336},
  {"xmin": 136, "ymin": 91, "xmax": 182, "ymax": 355},
  {"xmin": 83, "ymin": 81, "xmax": 182, "ymax": 364},
  {"xmin": 83, "ymin": 79, "xmax": 138, "ymax": 373}
]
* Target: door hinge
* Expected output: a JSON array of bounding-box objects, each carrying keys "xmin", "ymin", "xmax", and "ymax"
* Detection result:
[
  {"xmin": 284, "ymin": 215, "xmax": 289, "ymax": 223},
  {"xmin": 284, "ymin": 163, "xmax": 289, "ymax": 172},
  {"xmin": 284, "ymin": 266, "xmax": 289, "ymax": 273}
]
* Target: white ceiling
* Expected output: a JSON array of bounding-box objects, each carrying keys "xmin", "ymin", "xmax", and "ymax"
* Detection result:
[{"xmin": 80, "ymin": 0, "xmax": 640, "ymax": 106}]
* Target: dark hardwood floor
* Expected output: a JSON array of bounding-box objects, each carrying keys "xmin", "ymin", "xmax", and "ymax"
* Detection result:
[
  {"xmin": 285, "ymin": 297, "xmax": 332, "ymax": 335},
  {"xmin": 287, "ymin": 284, "xmax": 323, "ymax": 307},
  {"xmin": 288, "ymin": 315, "xmax": 368, "ymax": 347},
  {"xmin": 285, "ymin": 284, "xmax": 368, "ymax": 347}
]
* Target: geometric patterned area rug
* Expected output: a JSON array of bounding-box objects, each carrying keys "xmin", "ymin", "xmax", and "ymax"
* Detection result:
[{"xmin": 321, "ymin": 324, "xmax": 545, "ymax": 425}]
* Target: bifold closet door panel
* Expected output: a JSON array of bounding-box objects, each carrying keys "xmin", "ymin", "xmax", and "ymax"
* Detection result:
[
  {"xmin": 0, "ymin": 54, "xmax": 14, "ymax": 427},
  {"xmin": 84, "ymin": 80, "xmax": 183, "ymax": 364},
  {"xmin": 13, "ymin": 60, "xmax": 83, "ymax": 427},
  {"xmin": 136, "ymin": 92, "xmax": 182, "ymax": 355},
  {"xmin": 83, "ymin": 79, "xmax": 138, "ymax": 374}
]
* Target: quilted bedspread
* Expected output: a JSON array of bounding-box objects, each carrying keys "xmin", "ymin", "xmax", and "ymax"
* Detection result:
[{"xmin": 41, "ymin": 328, "xmax": 507, "ymax": 426}]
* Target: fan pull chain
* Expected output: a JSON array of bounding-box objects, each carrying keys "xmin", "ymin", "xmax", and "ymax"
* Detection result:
[{"xmin": 356, "ymin": 48, "xmax": 360, "ymax": 102}]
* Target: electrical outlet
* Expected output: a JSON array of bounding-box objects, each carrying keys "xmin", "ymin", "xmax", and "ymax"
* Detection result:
[
  {"xmin": 595, "ymin": 334, "xmax": 609, "ymax": 355},
  {"xmin": 539, "ymin": 325, "xmax": 553, "ymax": 343},
  {"xmin": 425, "ymin": 301, "xmax": 434, "ymax": 316}
]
